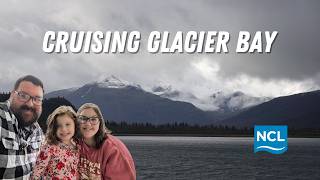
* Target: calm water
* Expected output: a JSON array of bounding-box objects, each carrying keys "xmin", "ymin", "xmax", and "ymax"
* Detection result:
[{"xmin": 118, "ymin": 136, "xmax": 320, "ymax": 180}]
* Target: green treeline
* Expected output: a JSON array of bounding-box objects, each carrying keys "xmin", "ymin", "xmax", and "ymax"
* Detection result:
[
  {"xmin": 107, "ymin": 121, "xmax": 252, "ymax": 136},
  {"xmin": 106, "ymin": 122, "xmax": 320, "ymax": 137}
]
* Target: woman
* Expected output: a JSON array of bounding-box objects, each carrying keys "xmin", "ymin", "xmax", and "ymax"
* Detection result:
[{"xmin": 77, "ymin": 103, "xmax": 136, "ymax": 180}]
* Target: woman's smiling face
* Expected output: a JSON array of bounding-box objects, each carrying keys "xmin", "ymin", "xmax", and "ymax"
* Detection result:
[{"xmin": 78, "ymin": 108, "xmax": 100, "ymax": 141}]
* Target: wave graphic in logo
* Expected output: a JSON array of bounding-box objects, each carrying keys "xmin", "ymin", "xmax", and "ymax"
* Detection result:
[{"xmin": 256, "ymin": 146, "xmax": 286, "ymax": 151}]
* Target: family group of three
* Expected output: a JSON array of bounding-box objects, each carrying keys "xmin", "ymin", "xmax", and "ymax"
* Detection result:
[{"xmin": 0, "ymin": 75, "xmax": 136, "ymax": 180}]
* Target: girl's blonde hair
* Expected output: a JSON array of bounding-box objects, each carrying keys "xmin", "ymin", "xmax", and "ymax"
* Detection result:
[
  {"xmin": 77, "ymin": 103, "xmax": 111, "ymax": 148},
  {"xmin": 46, "ymin": 106, "xmax": 78, "ymax": 145}
]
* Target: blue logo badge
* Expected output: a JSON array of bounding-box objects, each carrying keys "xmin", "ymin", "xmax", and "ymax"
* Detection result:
[{"xmin": 254, "ymin": 125, "xmax": 288, "ymax": 154}]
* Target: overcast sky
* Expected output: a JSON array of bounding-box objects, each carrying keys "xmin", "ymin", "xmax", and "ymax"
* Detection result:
[{"xmin": 0, "ymin": 0, "xmax": 319, "ymax": 98}]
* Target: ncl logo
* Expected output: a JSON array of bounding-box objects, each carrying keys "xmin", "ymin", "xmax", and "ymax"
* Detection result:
[{"xmin": 254, "ymin": 125, "xmax": 288, "ymax": 154}]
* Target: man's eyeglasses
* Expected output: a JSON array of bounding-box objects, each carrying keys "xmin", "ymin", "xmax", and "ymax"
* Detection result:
[
  {"xmin": 77, "ymin": 115, "xmax": 100, "ymax": 125},
  {"xmin": 14, "ymin": 91, "xmax": 43, "ymax": 106}
]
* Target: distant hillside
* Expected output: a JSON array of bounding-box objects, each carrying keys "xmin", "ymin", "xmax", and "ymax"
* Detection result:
[
  {"xmin": 46, "ymin": 79, "xmax": 210, "ymax": 125},
  {"xmin": 222, "ymin": 90, "xmax": 320, "ymax": 128}
]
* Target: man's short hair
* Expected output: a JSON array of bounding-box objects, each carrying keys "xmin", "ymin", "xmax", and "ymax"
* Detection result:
[{"xmin": 14, "ymin": 75, "xmax": 44, "ymax": 92}]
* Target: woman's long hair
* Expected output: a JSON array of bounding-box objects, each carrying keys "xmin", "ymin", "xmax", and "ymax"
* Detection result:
[{"xmin": 77, "ymin": 103, "xmax": 111, "ymax": 148}]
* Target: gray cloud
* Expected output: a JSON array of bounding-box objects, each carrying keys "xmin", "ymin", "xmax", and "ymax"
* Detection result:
[{"xmin": 0, "ymin": 0, "xmax": 319, "ymax": 98}]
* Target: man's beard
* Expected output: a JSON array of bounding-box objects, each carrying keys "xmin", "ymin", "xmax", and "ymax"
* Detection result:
[{"xmin": 11, "ymin": 104, "xmax": 39, "ymax": 127}]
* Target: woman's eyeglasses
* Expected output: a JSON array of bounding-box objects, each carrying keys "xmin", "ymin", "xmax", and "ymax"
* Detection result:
[{"xmin": 77, "ymin": 115, "xmax": 100, "ymax": 125}]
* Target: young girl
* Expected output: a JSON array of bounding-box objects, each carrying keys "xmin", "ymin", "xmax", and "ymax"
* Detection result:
[
  {"xmin": 77, "ymin": 103, "xmax": 136, "ymax": 180},
  {"xmin": 31, "ymin": 106, "xmax": 79, "ymax": 180}
]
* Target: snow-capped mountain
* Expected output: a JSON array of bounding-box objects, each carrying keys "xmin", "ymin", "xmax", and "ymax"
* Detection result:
[
  {"xmin": 150, "ymin": 85, "xmax": 270, "ymax": 112},
  {"xmin": 46, "ymin": 76, "xmax": 142, "ymax": 99},
  {"xmin": 150, "ymin": 85, "xmax": 218, "ymax": 111},
  {"xmin": 209, "ymin": 91, "xmax": 271, "ymax": 112},
  {"xmin": 46, "ymin": 76, "xmax": 210, "ymax": 124},
  {"xmin": 44, "ymin": 75, "xmax": 319, "ymax": 128},
  {"xmin": 95, "ymin": 75, "xmax": 141, "ymax": 89},
  {"xmin": 152, "ymin": 85, "xmax": 198, "ymax": 101},
  {"xmin": 47, "ymin": 76, "xmax": 270, "ymax": 113}
]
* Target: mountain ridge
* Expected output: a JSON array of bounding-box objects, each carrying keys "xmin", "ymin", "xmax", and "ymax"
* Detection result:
[{"xmin": 222, "ymin": 90, "xmax": 320, "ymax": 128}]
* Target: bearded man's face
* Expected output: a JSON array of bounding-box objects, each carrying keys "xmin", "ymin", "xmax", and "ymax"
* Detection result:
[{"xmin": 9, "ymin": 81, "xmax": 43, "ymax": 127}]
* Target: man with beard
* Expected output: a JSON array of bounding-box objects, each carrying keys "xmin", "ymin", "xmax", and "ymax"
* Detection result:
[{"xmin": 0, "ymin": 75, "xmax": 44, "ymax": 179}]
